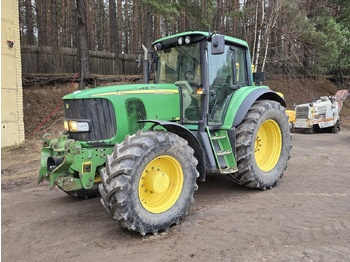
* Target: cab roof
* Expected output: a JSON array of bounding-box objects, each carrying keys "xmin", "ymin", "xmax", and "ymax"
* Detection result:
[{"xmin": 152, "ymin": 31, "xmax": 249, "ymax": 49}]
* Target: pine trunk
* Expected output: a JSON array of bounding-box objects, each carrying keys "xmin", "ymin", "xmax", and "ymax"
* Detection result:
[
  {"xmin": 25, "ymin": 0, "xmax": 35, "ymax": 45},
  {"xmin": 36, "ymin": 0, "xmax": 48, "ymax": 46},
  {"xmin": 117, "ymin": 0, "xmax": 123, "ymax": 74},
  {"xmin": 76, "ymin": 0, "xmax": 91, "ymax": 89}
]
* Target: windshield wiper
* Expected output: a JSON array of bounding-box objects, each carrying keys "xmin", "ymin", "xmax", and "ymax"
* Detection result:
[{"xmin": 175, "ymin": 46, "xmax": 199, "ymax": 65}]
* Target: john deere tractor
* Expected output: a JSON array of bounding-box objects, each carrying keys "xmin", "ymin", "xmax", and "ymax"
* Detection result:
[{"xmin": 39, "ymin": 31, "xmax": 291, "ymax": 235}]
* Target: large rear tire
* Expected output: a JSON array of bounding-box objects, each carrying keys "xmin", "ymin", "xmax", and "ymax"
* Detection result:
[
  {"xmin": 99, "ymin": 131, "xmax": 199, "ymax": 235},
  {"xmin": 228, "ymin": 100, "xmax": 291, "ymax": 189}
]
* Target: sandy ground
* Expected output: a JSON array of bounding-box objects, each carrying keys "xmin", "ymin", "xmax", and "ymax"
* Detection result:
[{"xmin": 2, "ymin": 130, "xmax": 350, "ymax": 262}]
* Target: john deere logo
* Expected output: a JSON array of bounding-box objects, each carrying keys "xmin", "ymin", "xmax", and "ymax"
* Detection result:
[{"xmin": 66, "ymin": 103, "xmax": 70, "ymax": 109}]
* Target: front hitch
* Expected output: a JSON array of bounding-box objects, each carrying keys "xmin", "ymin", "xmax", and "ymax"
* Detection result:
[
  {"xmin": 38, "ymin": 133, "xmax": 77, "ymax": 188},
  {"xmin": 38, "ymin": 133, "xmax": 114, "ymax": 192}
]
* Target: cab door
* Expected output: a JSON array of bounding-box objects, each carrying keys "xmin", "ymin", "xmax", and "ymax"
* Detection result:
[{"xmin": 208, "ymin": 45, "xmax": 249, "ymax": 125}]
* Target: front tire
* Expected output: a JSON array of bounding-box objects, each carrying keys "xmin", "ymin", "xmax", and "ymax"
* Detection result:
[
  {"xmin": 228, "ymin": 100, "xmax": 291, "ymax": 189},
  {"xmin": 99, "ymin": 131, "xmax": 199, "ymax": 235}
]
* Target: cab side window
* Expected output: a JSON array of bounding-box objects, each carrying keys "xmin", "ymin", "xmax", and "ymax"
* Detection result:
[{"xmin": 234, "ymin": 47, "xmax": 248, "ymax": 86}]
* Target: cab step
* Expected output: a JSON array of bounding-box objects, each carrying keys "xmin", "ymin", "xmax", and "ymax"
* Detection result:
[{"xmin": 207, "ymin": 128, "xmax": 237, "ymax": 174}]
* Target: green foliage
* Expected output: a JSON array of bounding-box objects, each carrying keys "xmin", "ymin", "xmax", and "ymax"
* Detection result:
[
  {"xmin": 335, "ymin": 0, "xmax": 350, "ymax": 26},
  {"xmin": 141, "ymin": 0, "xmax": 216, "ymax": 30},
  {"xmin": 141, "ymin": 0, "xmax": 180, "ymax": 17},
  {"xmin": 307, "ymin": 17, "xmax": 350, "ymax": 74},
  {"xmin": 310, "ymin": 18, "xmax": 343, "ymax": 73}
]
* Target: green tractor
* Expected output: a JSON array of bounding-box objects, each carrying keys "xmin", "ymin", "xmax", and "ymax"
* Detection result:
[{"xmin": 39, "ymin": 31, "xmax": 291, "ymax": 235}]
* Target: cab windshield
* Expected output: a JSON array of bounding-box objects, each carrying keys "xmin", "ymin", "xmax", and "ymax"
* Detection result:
[
  {"xmin": 155, "ymin": 42, "xmax": 202, "ymax": 122},
  {"xmin": 155, "ymin": 42, "xmax": 202, "ymax": 87}
]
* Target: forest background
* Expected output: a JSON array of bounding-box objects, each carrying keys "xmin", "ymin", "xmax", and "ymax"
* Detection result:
[{"xmin": 19, "ymin": 0, "xmax": 350, "ymax": 83}]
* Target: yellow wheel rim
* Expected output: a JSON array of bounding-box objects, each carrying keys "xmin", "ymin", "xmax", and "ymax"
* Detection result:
[
  {"xmin": 254, "ymin": 119, "xmax": 282, "ymax": 172},
  {"xmin": 138, "ymin": 155, "xmax": 184, "ymax": 213}
]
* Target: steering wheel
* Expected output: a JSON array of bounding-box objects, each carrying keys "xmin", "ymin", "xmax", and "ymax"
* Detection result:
[{"xmin": 184, "ymin": 71, "xmax": 201, "ymax": 92}]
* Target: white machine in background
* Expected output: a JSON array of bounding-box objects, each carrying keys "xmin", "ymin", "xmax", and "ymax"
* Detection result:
[{"xmin": 293, "ymin": 90, "xmax": 349, "ymax": 134}]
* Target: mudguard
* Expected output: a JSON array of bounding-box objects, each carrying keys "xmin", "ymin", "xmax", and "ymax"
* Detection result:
[{"xmin": 232, "ymin": 89, "xmax": 286, "ymax": 127}]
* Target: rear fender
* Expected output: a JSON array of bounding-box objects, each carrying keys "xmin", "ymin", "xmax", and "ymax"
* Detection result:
[
  {"xmin": 232, "ymin": 89, "xmax": 286, "ymax": 127},
  {"xmin": 141, "ymin": 120, "xmax": 206, "ymax": 181}
]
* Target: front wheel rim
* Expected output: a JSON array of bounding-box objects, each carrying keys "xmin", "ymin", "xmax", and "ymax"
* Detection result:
[
  {"xmin": 254, "ymin": 119, "xmax": 282, "ymax": 172},
  {"xmin": 138, "ymin": 155, "xmax": 184, "ymax": 213}
]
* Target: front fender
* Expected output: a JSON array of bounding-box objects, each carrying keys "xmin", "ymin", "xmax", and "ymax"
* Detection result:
[{"xmin": 141, "ymin": 120, "xmax": 206, "ymax": 180}]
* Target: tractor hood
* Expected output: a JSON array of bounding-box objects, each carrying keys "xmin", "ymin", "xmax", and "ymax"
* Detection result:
[
  {"xmin": 62, "ymin": 83, "xmax": 181, "ymax": 145},
  {"xmin": 63, "ymin": 83, "xmax": 179, "ymax": 99}
]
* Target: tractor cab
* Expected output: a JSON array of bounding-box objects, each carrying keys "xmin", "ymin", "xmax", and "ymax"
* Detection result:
[{"xmin": 152, "ymin": 32, "xmax": 252, "ymax": 126}]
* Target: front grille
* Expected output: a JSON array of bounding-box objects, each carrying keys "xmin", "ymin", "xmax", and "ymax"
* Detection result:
[
  {"xmin": 64, "ymin": 98, "xmax": 116, "ymax": 142},
  {"xmin": 296, "ymin": 106, "xmax": 309, "ymax": 119}
]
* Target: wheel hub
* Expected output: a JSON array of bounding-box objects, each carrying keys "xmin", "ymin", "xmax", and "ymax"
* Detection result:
[{"xmin": 144, "ymin": 171, "xmax": 170, "ymax": 194}]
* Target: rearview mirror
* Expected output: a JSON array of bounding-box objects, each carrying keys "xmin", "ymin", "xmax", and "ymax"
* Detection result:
[
  {"xmin": 211, "ymin": 34, "xmax": 225, "ymax": 55},
  {"xmin": 253, "ymin": 72, "xmax": 265, "ymax": 86}
]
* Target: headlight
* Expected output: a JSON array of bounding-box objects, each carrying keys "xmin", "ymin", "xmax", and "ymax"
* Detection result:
[
  {"xmin": 64, "ymin": 120, "xmax": 69, "ymax": 131},
  {"xmin": 64, "ymin": 120, "xmax": 91, "ymax": 132},
  {"xmin": 154, "ymin": 42, "xmax": 163, "ymax": 51},
  {"xmin": 178, "ymin": 36, "xmax": 191, "ymax": 45}
]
